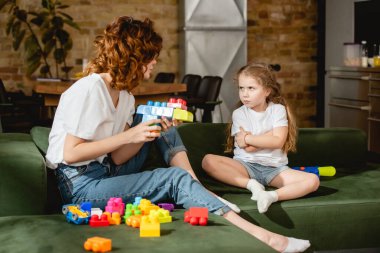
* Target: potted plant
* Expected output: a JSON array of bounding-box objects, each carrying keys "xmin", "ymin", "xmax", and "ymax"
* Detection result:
[{"xmin": 0, "ymin": 0, "xmax": 80, "ymax": 80}]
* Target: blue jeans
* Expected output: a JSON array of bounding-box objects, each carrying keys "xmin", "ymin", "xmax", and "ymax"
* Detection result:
[{"xmin": 55, "ymin": 126, "xmax": 230, "ymax": 215}]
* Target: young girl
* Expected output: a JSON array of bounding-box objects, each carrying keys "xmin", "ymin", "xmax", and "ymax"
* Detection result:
[
  {"xmin": 202, "ymin": 62, "xmax": 320, "ymax": 214},
  {"xmin": 46, "ymin": 18, "xmax": 310, "ymax": 252}
]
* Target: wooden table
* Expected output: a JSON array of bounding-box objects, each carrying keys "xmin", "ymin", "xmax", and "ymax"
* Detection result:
[{"xmin": 33, "ymin": 80, "xmax": 187, "ymax": 107}]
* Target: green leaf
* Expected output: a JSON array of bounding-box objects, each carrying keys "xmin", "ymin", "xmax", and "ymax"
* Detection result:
[
  {"xmin": 56, "ymin": 29, "xmax": 69, "ymax": 44},
  {"xmin": 43, "ymin": 38, "xmax": 55, "ymax": 56},
  {"xmin": 30, "ymin": 15, "xmax": 44, "ymax": 26},
  {"xmin": 13, "ymin": 29, "xmax": 25, "ymax": 50},
  {"xmin": 26, "ymin": 58, "xmax": 41, "ymax": 76},
  {"xmin": 6, "ymin": 16, "xmax": 15, "ymax": 35},
  {"xmin": 54, "ymin": 48, "xmax": 64, "ymax": 63},
  {"xmin": 63, "ymin": 37, "xmax": 72, "ymax": 50},
  {"xmin": 57, "ymin": 4, "xmax": 69, "ymax": 9},
  {"xmin": 40, "ymin": 65, "xmax": 50, "ymax": 74},
  {"xmin": 42, "ymin": 29, "xmax": 54, "ymax": 44},
  {"xmin": 11, "ymin": 20, "xmax": 20, "ymax": 38},
  {"xmin": 15, "ymin": 9, "xmax": 27, "ymax": 21},
  {"xmin": 57, "ymin": 11, "xmax": 73, "ymax": 20},
  {"xmin": 24, "ymin": 35, "xmax": 40, "ymax": 59},
  {"xmin": 62, "ymin": 18, "xmax": 80, "ymax": 30},
  {"xmin": 0, "ymin": 0, "xmax": 14, "ymax": 11},
  {"xmin": 52, "ymin": 16, "xmax": 64, "ymax": 28}
]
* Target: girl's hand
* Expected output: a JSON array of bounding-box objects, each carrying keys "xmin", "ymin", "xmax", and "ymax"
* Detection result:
[
  {"xmin": 127, "ymin": 119, "xmax": 161, "ymax": 143},
  {"xmin": 235, "ymin": 127, "xmax": 249, "ymax": 148}
]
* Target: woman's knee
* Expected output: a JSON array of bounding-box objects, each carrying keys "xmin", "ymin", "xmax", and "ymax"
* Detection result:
[{"xmin": 307, "ymin": 174, "xmax": 320, "ymax": 192}]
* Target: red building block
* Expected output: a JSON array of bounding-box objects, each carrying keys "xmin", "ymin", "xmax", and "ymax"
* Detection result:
[
  {"xmin": 184, "ymin": 207, "xmax": 208, "ymax": 226},
  {"xmin": 89, "ymin": 214, "xmax": 110, "ymax": 227}
]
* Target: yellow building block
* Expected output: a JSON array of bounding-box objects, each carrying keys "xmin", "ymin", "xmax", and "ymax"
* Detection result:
[
  {"xmin": 139, "ymin": 199, "xmax": 159, "ymax": 215},
  {"xmin": 149, "ymin": 209, "xmax": 172, "ymax": 223},
  {"xmin": 173, "ymin": 108, "xmax": 193, "ymax": 122},
  {"xmin": 140, "ymin": 216, "xmax": 160, "ymax": 237}
]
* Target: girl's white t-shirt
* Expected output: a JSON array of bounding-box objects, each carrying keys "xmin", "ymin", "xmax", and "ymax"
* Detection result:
[
  {"xmin": 231, "ymin": 102, "xmax": 289, "ymax": 167},
  {"xmin": 46, "ymin": 73, "xmax": 135, "ymax": 169}
]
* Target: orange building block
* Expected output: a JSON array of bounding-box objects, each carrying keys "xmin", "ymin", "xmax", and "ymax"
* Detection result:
[
  {"xmin": 103, "ymin": 212, "xmax": 121, "ymax": 225},
  {"xmin": 139, "ymin": 199, "xmax": 159, "ymax": 215},
  {"xmin": 140, "ymin": 216, "xmax": 160, "ymax": 237},
  {"xmin": 84, "ymin": 237, "xmax": 112, "ymax": 252},
  {"xmin": 126, "ymin": 215, "xmax": 142, "ymax": 228}
]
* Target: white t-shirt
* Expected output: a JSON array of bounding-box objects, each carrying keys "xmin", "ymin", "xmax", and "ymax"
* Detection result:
[
  {"xmin": 231, "ymin": 102, "xmax": 289, "ymax": 167},
  {"xmin": 46, "ymin": 73, "xmax": 135, "ymax": 169}
]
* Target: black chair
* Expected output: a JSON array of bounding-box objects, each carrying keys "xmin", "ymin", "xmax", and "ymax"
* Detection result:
[
  {"xmin": 187, "ymin": 76, "xmax": 223, "ymax": 123},
  {"xmin": 0, "ymin": 79, "xmax": 43, "ymax": 133},
  {"xmin": 178, "ymin": 74, "xmax": 202, "ymax": 99},
  {"xmin": 154, "ymin": 72, "xmax": 176, "ymax": 83}
]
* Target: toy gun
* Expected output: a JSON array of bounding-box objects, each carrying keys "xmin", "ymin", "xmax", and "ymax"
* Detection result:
[
  {"xmin": 136, "ymin": 98, "xmax": 194, "ymax": 123},
  {"xmin": 291, "ymin": 166, "xmax": 336, "ymax": 177}
]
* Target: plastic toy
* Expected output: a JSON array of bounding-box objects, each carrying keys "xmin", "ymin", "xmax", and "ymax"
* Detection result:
[
  {"xmin": 62, "ymin": 204, "xmax": 90, "ymax": 225},
  {"xmin": 80, "ymin": 202, "xmax": 92, "ymax": 213},
  {"xmin": 133, "ymin": 197, "xmax": 142, "ymax": 206},
  {"xmin": 105, "ymin": 197, "xmax": 125, "ymax": 216},
  {"xmin": 139, "ymin": 199, "xmax": 159, "ymax": 215},
  {"xmin": 149, "ymin": 208, "xmax": 172, "ymax": 223},
  {"xmin": 103, "ymin": 211, "xmax": 121, "ymax": 225},
  {"xmin": 84, "ymin": 236, "xmax": 112, "ymax": 252},
  {"xmin": 140, "ymin": 216, "xmax": 160, "ymax": 237},
  {"xmin": 292, "ymin": 166, "xmax": 336, "ymax": 177},
  {"xmin": 158, "ymin": 203, "xmax": 175, "ymax": 212},
  {"xmin": 91, "ymin": 208, "xmax": 103, "ymax": 217},
  {"xmin": 123, "ymin": 203, "xmax": 142, "ymax": 220},
  {"xmin": 184, "ymin": 207, "xmax": 208, "ymax": 226},
  {"xmin": 89, "ymin": 214, "xmax": 110, "ymax": 227},
  {"xmin": 126, "ymin": 214, "xmax": 142, "ymax": 228},
  {"xmin": 136, "ymin": 98, "xmax": 194, "ymax": 123}
]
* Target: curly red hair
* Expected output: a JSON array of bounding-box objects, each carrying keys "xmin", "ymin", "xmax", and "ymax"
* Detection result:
[{"xmin": 84, "ymin": 16, "xmax": 162, "ymax": 91}]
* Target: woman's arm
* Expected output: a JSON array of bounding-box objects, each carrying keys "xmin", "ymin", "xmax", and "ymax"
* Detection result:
[
  {"xmin": 63, "ymin": 119, "xmax": 162, "ymax": 164},
  {"xmin": 236, "ymin": 126, "xmax": 287, "ymax": 150}
]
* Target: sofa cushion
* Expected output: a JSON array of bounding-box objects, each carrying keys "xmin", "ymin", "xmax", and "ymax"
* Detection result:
[
  {"xmin": 30, "ymin": 126, "xmax": 51, "ymax": 155},
  {"xmin": 0, "ymin": 133, "xmax": 47, "ymax": 216}
]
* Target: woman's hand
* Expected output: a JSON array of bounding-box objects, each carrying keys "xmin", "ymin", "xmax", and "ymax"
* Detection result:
[
  {"xmin": 160, "ymin": 117, "xmax": 182, "ymax": 132},
  {"xmin": 126, "ymin": 119, "xmax": 161, "ymax": 143}
]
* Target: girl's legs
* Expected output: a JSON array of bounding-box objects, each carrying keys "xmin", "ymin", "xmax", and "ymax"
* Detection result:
[{"xmin": 269, "ymin": 168, "xmax": 320, "ymax": 201}]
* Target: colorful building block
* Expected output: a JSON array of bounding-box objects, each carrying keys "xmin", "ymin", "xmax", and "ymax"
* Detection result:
[
  {"xmin": 91, "ymin": 208, "xmax": 103, "ymax": 217},
  {"xmin": 89, "ymin": 214, "xmax": 110, "ymax": 227},
  {"xmin": 149, "ymin": 208, "xmax": 172, "ymax": 223},
  {"xmin": 140, "ymin": 216, "xmax": 160, "ymax": 237},
  {"xmin": 125, "ymin": 215, "xmax": 142, "ymax": 228},
  {"xmin": 123, "ymin": 203, "xmax": 142, "ymax": 220},
  {"xmin": 105, "ymin": 197, "xmax": 125, "ymax": 216},
  {"xmin": 62, "ymin": 204, "xmax": 90, "ymax": 225},
  {"xmin": 184, "ymin": 207, "xmax": 208, "ymax": 226},
  {"xmin": 136, "ymin": 99, "xmax": 193, "ymax": 123},
  {"xmin": 139, "ymin": 199, "xmax": 159, "ymax": 215},
  {"xmin": 158, "ymin": 203, "xmax": 175, "ymax": 212},
  {"xmin": 84, "ymin": 237, "xmax": 112, "ymax": 252},
  {"xmin": 103, "ymin": 211, "xmax": 121, "ymax": 225}
]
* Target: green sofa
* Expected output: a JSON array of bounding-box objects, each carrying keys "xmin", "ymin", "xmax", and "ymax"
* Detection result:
[{"xmin": 1, "ymin": 123, "xmax": 380, "ymax": 253}]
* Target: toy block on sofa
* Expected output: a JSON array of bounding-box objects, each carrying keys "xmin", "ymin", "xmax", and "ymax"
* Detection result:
[
  {"xmin": 136, "ymin": 99, "xmax": 193, "ymax": 123},
  {"xmin": 138, "ymin": 199, "xmax": 159, "ymax": 215},
  {"xmin": 84, "ymin": 236, "xmax": 112, "ymax": 252},
  {"xmin": 149, "ymin": 208, "xmax": 172, "ymax": 223},
  {"xmin": 103, "ymin": 211, "xmax": 121, "ymax": 225},
  {"xmin": 125, "ymin": 214, "xmax": 142, "ymax": 228},
  {"xmin": 89, "ymin": 214, "xmax": 110, "ymax": 227},
  {"xmin": 157, "ymin": 203, "xmax": 175, "ymax": 212},
  {"xmin": 123, "ymin": 203, "xmax": 142, "ymax": 220},
  {"xmin": 140, "ymin": 216, "xmax": 160, "ymax": 237},
  {"xmin": 105, "ymin": 197, "xmax": 125, "ymax": 215},
  {"xmin": 184, "ymin": 207, "xmax": 208, "ymax": 226}
]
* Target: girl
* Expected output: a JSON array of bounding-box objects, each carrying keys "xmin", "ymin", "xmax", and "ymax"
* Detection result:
[
  {"xmin": 202, "ymin": 62, "xmax": 320, "ymax": 214},
  {"xmin": 46, "ymin": 18, "xmax": 309, "ymax": 252}
]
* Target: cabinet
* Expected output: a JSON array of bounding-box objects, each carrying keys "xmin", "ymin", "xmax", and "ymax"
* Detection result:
[{"xmin": 328, "ymin": 66, "xmax": 380, "ymax": 153}]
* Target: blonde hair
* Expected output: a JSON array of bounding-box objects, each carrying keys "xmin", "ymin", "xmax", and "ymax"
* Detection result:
[
  {"xmin": 84, "ymin": 16, "xmax": 162, "ymax": 91},
  {"xmin": 225, "ymin": 62, "xmax": 297, "ymax": 154}
]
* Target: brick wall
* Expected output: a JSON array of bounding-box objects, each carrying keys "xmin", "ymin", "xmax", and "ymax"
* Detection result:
[{"xmin": 0, "ymin": 0, "xmax": 318, "ymax": 127}]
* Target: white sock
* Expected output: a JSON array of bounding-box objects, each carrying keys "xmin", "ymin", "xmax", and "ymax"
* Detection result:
[
  {"xmin": 216, "ymin": 196, "xmax": 241, "ymax": 213},
  {"xmin": 283, "ymin": 237, "xmax": 311, "ymax": 253},
  {"xmin": 246, "ymin": 179, "xmax": 265, "ymax": 201},
  {"xmin": 257, "ymin": 191, "xmax": 278, "ymax": 213}
]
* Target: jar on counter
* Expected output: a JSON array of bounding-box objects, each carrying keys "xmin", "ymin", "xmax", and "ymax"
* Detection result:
[{"xmin": 374, "ymin": 44, "xmax": 380, "ymax": 67}]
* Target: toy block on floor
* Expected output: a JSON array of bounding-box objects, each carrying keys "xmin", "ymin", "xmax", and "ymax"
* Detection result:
[
  {"xmin": 140, "ymin": 216, "xmax": 160, "ymax": 237},
  {"xmin": 84, "ymin": 236, "xmax": 112, "ymax": 252},
  {"xmin": 184, "ymin": 207, "xmax": 208, "ymax": 226}
]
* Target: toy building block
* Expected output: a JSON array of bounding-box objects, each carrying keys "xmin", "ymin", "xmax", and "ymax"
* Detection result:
[
  {"xmin": 91, "ymin": 208, "xmax": 103, "ymax": 217},
  {"xmin": 157, "ymin": 203, "xmax": 175, "ymax": 212},
  {"xmin": 105, "ymin": 197, "xmax": 125, "ymax": 215},
  {"xmin": 292, "ymin": 166, "xmax": 336, "ymax": 177},
  {"xmin": 136, "ymin": 99, "xmax": 193, "ymax": 123},
  {"xmin": 149, "ymin": 209, "xmax": 172, "ymax": 223},
  {"xmin": 184, "ymin": 207, "xmax": 208, "ymax": 226},
  {"xmin": 167, "ymin": 98, "xmax": 188, "ymax": 110},
  {"xmin": 84, "ymin": 237, "xmax": 112, "ymax": 253},
  {"xmin": 80, "ymin": 202, "xmax": 92, "ymax": 213},
  {"xmin": 62, "ymin": 204, "xmax": 90, "ymax": 225},
  {"xmin": 140, "ymin": 216, "xmax": 160, "ymax": 237},
  {"xmin": 139, "ymin": 199, "xmax": 159, "ymax": 215},
  {"xmin": 89, "ymin": 214, "xmax": 110, "ymax": 227},
  {"xmin": 123, "ymin": 203, "xmax": 142, "ymax": 220},
  {"xmin": 133, "ymin": 197, "xmax": 142, "ymax": 206},
  {"xmin": 103, "ymin": 211, "xmax": 121, "ymax": 225},
  {"xmin": 126, "ymin": 214, "xmax": 142, "ymax": 228}
]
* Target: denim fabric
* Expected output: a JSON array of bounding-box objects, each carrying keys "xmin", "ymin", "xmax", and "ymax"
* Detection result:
[
  {"xmin": 56, "ymin": 125, "xmax": 230, "ymax": 215},
  {"xmin": 235, "ymin": 159, "xmax": 289, "ymax": 185}
]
